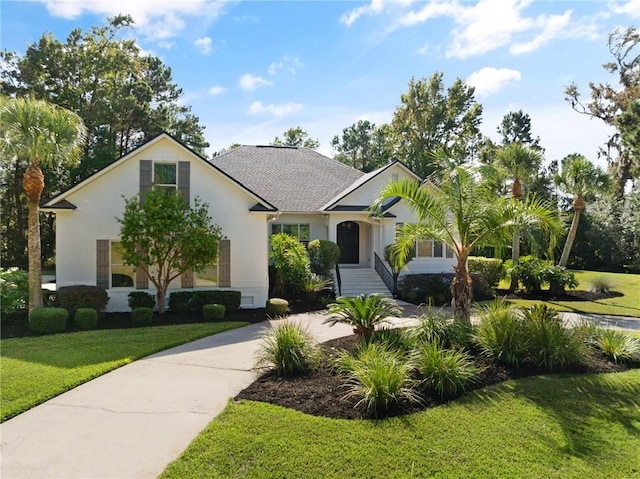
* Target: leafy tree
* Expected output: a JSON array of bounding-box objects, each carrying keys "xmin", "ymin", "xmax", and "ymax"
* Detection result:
[
  {"xmin": 117, "ymin": 189, "xmax": 222, "ymax": 314},
  {"xmin": 372, "ymin": 162, "xmax": 560, "ymax": 323},
  {"xmin": 497, "ymin": 110, "xmax": 542, "ymax": 149},
  {"xmin": 565, "ymin": 26, "xmax": 640, "ymax": 199},
  {"xmin": 0, "ymin": 96, "xmax": 86, "ymax": 311},
  {"xmin": 272, "ymin": 127, "xmax": 319, "ymax": 149},
  {"xmin": 495, "ymin": 142, "xmax": 544, "ymax": 290},
  {"xmin": 617, "ymin": 100, "xmax": 640, "ymax": 165},
  {"xmin": 269, "ymin": 233, "xmax": 311, "ymax": 298},
  {"xmin": 331, "ymin": 120, "xmax": 392, "ymax": 172},
  {"xmin": 390, "ymin": 73, "xmax": 483, "ymax": 178},
  {"xmin": 555, "ymin": 154, "xmax": 610, "ymax": 267}
]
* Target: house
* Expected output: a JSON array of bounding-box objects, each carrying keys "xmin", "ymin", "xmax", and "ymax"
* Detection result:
[{"xmin": 42, "ymin": 133, "xmax": 456, "ymax": 311}]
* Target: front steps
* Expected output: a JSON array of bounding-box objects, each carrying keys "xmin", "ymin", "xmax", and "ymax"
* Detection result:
[{"xmin": 337, "ymin": 267, "xmax": 393, "ymax": 298}]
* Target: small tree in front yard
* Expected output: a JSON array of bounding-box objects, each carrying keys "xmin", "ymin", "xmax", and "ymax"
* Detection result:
[{"xmin": 117, "ymin": 189, "xmax": 222, "ymax": 314}]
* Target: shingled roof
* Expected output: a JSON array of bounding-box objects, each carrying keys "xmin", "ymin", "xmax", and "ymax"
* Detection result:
[{"xmin": 210, "ymin": 145, "xmax": 364, "ymax": 212}]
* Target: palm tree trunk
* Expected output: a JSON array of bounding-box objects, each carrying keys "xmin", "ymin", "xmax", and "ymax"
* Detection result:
[
  {"xmin": 451, "ymin": 254, "xmax": 472, "ymax": 325},
  {"xmin": 509, "ymin": 228, "xmax": 520, "ymax": 292},
  {"xmin": 23, "ymin": 164, "xmax": 44, "ymax": 312},
  {"xmin": 558, "ymin": 203, "xmax": 583, "ymax": 267}
]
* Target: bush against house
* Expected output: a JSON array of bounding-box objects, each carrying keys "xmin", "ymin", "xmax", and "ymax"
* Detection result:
[
  {"xmin": 270, "ymin": 233, "xmax": 311, "ymax": 298},
  {"xmin": 118, "ymin": 189, "xmax": 222, "ymax": 313}
]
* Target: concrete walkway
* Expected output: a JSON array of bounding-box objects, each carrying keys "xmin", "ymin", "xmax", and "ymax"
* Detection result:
[{"xmin": 1, "ymin": 306, "xmax": 639, "ymax": 479}]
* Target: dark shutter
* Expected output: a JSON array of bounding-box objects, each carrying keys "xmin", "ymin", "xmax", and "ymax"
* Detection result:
[
  {"xmin": 96, "ymin": 240, "xmax": 110, "ymax": 289},
  {"xmin": 140, "ymin": 160, "xmax": 152, "ymax": 202},
  {"xmin": 178, "ymin": 161, "xmax": 190, "ymax": 205},
  {"xmin": 135, "ymin": 266, "xmax": 148, "ymax": 290},
  {"xmin": 181, "ymin": 269, "xmax": 194, "ymax": 288},
  {"xmin": 218, "ymin": 239, "xmax": 231, "ymax": 287}
]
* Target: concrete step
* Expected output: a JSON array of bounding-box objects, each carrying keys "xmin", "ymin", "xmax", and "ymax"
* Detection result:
[{"xmin": 338, "ymin": 268, "xmax": 392, "ymax": 298}]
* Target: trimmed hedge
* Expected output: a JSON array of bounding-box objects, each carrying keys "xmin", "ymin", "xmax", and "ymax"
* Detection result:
[
  {"xmin": 203, "ymin": 303, "xmax": 225, "ymax": 321},
  {"xmin": 169, "ymin": 290, "xmax": 241, "ymax": 313},
  {"xmin": 266, "ymin": 298, "xmax": 289, "ymax": 317},
  {"xmin": 468, "ymin": 257, "xmax": 506, "ymax": 288},
  {"xmin": 131, "ymin": 307, "xmax": 154, "ymax": 326},
  {"xmin": 128, "ymin": 291, "xmax": 155, "ymax": 309},
  {"xmin": 398, "ymin": 273, "xmax": 492, "ymax": 305},
  {"xmin": 74, "ymin": 308, "xmax": 98, "ymax": 330},
  {"xmin": 57, "ymin": 285, "xmax": 108, "ymax": 316},
  {"xmin": 29, "ymin": 307, "xmax": 68, "ymax": 334}
]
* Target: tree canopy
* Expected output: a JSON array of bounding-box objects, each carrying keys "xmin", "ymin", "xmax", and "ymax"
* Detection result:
[
  {"xmin": 331, "ymin": 120, "xmax": 393, "ymax": 172},
  {"xmin": 272, "ymin": 127, "xmax": 319, "ymax": 149}
]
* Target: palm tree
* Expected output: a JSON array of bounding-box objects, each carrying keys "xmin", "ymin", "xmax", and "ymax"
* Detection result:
[
  {"xmin": 372, "ymin": 163, "xmax": 560, "ymax": 324},
  {"xmin": 496, "ymin": 142, "xmax": 543, "ymax": 291},
  {"xmin": 1, "ymin": 96, "xmax": 86, "ymax": 311},
  {"xmin": 555, "ymin": 154, "xmax": 610, "ymax": 267},
  {"xmin": 324, "ymin": 293, "xmax": 402, "ymax": 336}
]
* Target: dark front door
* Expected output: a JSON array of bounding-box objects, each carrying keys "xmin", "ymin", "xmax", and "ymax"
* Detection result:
[{"xmin": 337, "ymin": 221, "xmax": 359, "ymax": 264}]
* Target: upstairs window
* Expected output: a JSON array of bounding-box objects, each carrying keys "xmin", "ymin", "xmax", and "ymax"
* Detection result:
[{"xmin": 154, "ymin": 162, "xmax": 177, "ymax": 196}]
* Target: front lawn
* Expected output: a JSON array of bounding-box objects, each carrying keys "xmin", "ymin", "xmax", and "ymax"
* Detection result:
[
  {"xmin": 162, "ymin": 369, "xmax": 640, "ymax": 479},
  {"xmin": 500, "ymin": 270, "xmax": 640, "ymax": 317},
  {"xmin": 0, "ymin": 321, "xmax": 247, "ymax": 422}
]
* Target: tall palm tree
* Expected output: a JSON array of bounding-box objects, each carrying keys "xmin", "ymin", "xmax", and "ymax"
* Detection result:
[
  {"xmin": 372, "ymin": 163, "xmax": 560, "ymax": 324},
  {"xmin": 555, "ymin": 154, "xmax": 610, "ymax": 267},
  {"xmin": 1, "ymin": 96, "xmax": 86, "ymax": 311},
  {"xmin": 496, "ymin": 142, "xmax": 543, "ymax": 291}
]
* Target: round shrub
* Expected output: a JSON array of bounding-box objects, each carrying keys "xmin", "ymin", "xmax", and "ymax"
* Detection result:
[
  {"xmin": 308, "ymin": 239, "xmax": 341, "ymax": 276},
  {"xmin": 266, "ymin": 298, "xmax": 289, "ymax": 317},
  {"xmin": 131, "ymin": 307, "xmax": 154, "ymax": 326},
  {"xmin": 128, "ymin": 291, "xmax": 155, "ymax": 309},
  {"xmin": 29, "ymin": 307, "xmax": 68, "ymax": 334},
  {"xmin": 203, "ymin": 303, "xmax": 225, "ymax": 321},
  {"xmin": 74, "ymin": 308, "xmax": 98, "ymax": 330}
]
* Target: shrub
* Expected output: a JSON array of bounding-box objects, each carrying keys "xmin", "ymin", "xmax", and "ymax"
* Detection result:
[
  {"xmin": 0, "ymin": 267, "xmax": 29, "ymax": 315},
  {"xmin": 131, "ymin": 307, "xmax": 154, "ymax": 326},
  {"xmin": 474, "ymin": 301, "xmax": 527, "ymax": 367},
  {"xmin": 508, "ymin": 256, "xmax": 547, "ymax": 293},
  {"xmin": 593, "ymin": 329, "xmax": 640, "ymax": 363},
  {"xmin": 128, "ymin": 291, "xmax": 155, "ymax": 309},
  {"xmin": 325, "ymin": 294, "xmax": 401, "ymax": 336},
  {"xmin": 193, "ymin": 290, "xmax": 241, "ymax": 312},
  {"xmin": 303, "ymin": 274, "xmax": 333, "ymax": 301},
  {"xmin": 308, "ymin": 239, "xmax": 340, "ymax": 276},
  {"xmin": 57, "ymin": 285, "xmax": 108, "ymax": 316},
  {"xmin": 254, "ymin": 321, "xmax": 322, "ymax": 377},
  {"xmin": 521, "ymin": 305, "xmax": 585, "ymax": 371},
  {"xmin": 335, "ymin": 342, "xmax": 420, "ymax": 418},
  {"xmin": 413, "ymin": 341, "xmax": 482, "ymax": 398},
  {"xmin": 266, "ymin": 298, "xmax": 289, "ymax": 317},
  {"xmin": 29, "ymin": 307, "xmax": 68, "ymax": 334},
  {"xmin": 468, "ymin": 257, "xmax": 506, "ymax": 288},
  {"xmin": 270, "ymin": 233, "xmax": 311, "ymax": 297},
  {"xmin": 168, "ymin": 291, "xmax": 194, "ymax": 313},
  {"xmin": 409, "ymin": 310, "xmax": 455, "ymax": 345},
  {"xmin": 203, "ymin": 303, "xmax": 225, "ymax": 321},
  {"xmin": 74, "ymin": 308, "xmax": 98, "ymax": 330},
  {"xmin": 543, "ymin": 266, "xmax": 577, "ymax": 295}
]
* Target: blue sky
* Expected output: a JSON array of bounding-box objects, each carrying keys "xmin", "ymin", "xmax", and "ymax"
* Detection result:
[{"xmin": 2, "ymin": 1, "xmax": 639, "ymax": 166}]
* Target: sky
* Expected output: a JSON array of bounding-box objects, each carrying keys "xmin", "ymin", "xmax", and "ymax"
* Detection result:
[{"xmin": 1, "ymin": 0, "xmax": 639, "ymax": 167}]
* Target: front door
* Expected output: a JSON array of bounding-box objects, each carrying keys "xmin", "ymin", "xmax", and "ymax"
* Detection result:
[{"xmin": 337, "ymin": 221, "xmax": 359, "ymax": 264}]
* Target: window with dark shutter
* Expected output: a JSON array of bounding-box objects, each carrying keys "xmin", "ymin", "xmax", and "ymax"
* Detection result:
[{"xmin": 96, "ymin": 240, "xmax": 110, "ymax": 289}]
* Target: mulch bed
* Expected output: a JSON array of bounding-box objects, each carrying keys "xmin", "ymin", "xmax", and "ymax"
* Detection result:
[{"xmin": 236, "ymin": 334, "xmax": 633, "ymax": 420}]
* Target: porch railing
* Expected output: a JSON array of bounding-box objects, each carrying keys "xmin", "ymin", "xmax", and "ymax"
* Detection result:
[
  {"xmin": 334, "ymin": 263, "xmax": 342, "ymax": 297},
  {"xmin": 374, "ymin": 252, "xmax": 394, "ymax": 295}
]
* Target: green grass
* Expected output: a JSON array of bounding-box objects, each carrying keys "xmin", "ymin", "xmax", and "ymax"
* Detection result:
[
  {"xmin": 162, "ymin": 369, "xmax": 640, "ymax": 479},
  {"xmin": 0, "ymin": 322, "xmax": 247, "ymax": 422},
  {"xmin": 497, "ymin": 270, "xmax": 640, "ymax": 318}
]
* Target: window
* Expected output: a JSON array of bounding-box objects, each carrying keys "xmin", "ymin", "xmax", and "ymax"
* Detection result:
[
  {"xmin": 195, "ymin": 263, "xmax": 218, "ymax": 287},
  {"xmin": 396, "ymin": 223, "xmax": 453, "ymax": 259},
  {"xmin": 154, "ymin": 162, "xmax": 177, "ymax": 196},
  {"xmin": 110, "ymin": 242, "xmax": 135, "ymax": 288},
  {"xmin": 271, "ymin": 223, "xmax": 310, "ymax": 242}
]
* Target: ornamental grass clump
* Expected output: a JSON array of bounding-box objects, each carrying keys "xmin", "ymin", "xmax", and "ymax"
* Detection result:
[
  {"xmin": 521, "ymin": 304, "xmax": 585, "ymax": 371},
  {"xmin": 413, "ymin": 340, "xmax": 482, "ymax": 399},
  {"xmin": 474, "ymin": 301, "xmax": 528, "ymax": 367},
  {"xmin": 335, "ymin": 342, "xmax": 420, "ymax": 418},
  {"xmin": 592, "ymin": 329, "xmax": 640, "ymax": 364},
  {"xmin": 255, "ymin": 321, "xmax": 322, "ymax": 377},
  {"xmin": 325, "ymin": 294, "xmax": 401, "ymax": 336}
]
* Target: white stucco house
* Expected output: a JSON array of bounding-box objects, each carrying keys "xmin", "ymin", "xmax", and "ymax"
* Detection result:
[{"xmin": 42, "ymin": 133, "xmax": 456, "ymax": 311}]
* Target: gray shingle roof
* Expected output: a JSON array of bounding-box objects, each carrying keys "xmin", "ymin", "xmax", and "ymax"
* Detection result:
[{"xmin": 211, "ymin": 145, "xmax": 364, "ymax": 212}]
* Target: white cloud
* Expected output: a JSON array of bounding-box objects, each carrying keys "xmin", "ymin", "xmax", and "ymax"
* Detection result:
[
  {"xmin": 194, "ymin": 36, "xmax": 213, "ymax": 54},
  {"xmin": 467, "ymin": 67, "xmax": 522, "ymax": 98},
  {"xmin": 610, "ymin": 0, "xmax": 640, "ymax": 18},
  {"xmin": 510, "ymin": 10, "xmax": 572, "ymax": 55},
  {"xmin": 268, "ymin": 55, "xmax": 304, "ymax": 76},
  {"xmin": 239, "ymin": 73, "xmax": 272, "ymax": 91},
  {"xmin": 208, "ymin": 85, "xmax": 226, "ymax": 95},
  {"xmin": 157, "ymin": 41, "xmax": 174, "ymax": 49},
  {"xmin": 341, "ymin": 0, "xmax": 415, "ymax": 26},
  {"xmin": 248, "ymin": 101, "xmax": 303, "ymax": 119},
  {"xmin": 416, "ymin": 42, "xmax": 429, "ymax": 54},
  {"xmin": 39, "ymin": 0, "xmax": 225, "ymax": 40}
]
